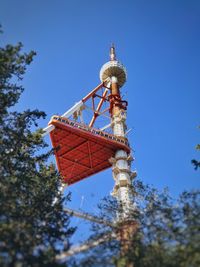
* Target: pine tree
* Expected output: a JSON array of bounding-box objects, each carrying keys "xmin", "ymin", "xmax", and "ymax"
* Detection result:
[
  {"xmin": 0, "ymin": 37, "xmax": 75, "ymax": 266},
  {"xmin": 73, "ymin": 181, "xmax": 200, "ymax": 267}
]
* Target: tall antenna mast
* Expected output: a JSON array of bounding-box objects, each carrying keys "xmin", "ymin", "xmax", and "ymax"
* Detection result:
[
  {"xmin": 100, "ymin": 45, "xmax": 135, "ymax": 218},
  {"xmin": 100, "ymin": 46, "xmax": 137, "ymax": 262}
]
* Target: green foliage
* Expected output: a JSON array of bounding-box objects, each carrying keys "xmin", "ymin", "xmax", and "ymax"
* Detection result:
[
  {"xmin": 0, "ymin": 41, "xmax": 75, "ymax": 266},
  {"xmin": 191, "ymin": 127, "xmax": 200, "ymax": 170},
  {"xmin": 196, "ymin": 144, "xmax": 200, "ymax": 150},
  {"xmin": 191, "ymin": 159, "xmax": 200, "ymax": 170},
  {"xmin": 73, "ymin": 181, "xmax": 200, "ymax": 267}
]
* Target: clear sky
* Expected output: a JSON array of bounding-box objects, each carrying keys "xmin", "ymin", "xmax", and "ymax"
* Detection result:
[{"xmin": 1, "ymin": 0, "xmax": 200, "ymax": 241}]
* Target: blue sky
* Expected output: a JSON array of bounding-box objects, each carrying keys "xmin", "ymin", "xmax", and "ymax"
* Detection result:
[{"xmin": 1, "ymin": 0, "xmax": 200, "ymax": 241}]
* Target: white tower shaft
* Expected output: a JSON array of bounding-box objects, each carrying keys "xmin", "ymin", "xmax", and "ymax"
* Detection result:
[{"xmin": 110, "ymin": 76, "xmax": 134, "ymax": 220}]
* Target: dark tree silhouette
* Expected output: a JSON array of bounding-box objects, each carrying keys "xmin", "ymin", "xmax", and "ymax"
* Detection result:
[{"xmin": 0, "ymin": 37, "xmax": 75, "ymax": 266}]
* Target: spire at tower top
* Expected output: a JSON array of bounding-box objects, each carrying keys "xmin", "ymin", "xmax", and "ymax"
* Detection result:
[
  {"xmin": 110, "ymin": 43, "xmax": 116, "ymax": 61},
  {"xmin": 100, "ymin": 44, "xmax": 127, "ymax": 88}
]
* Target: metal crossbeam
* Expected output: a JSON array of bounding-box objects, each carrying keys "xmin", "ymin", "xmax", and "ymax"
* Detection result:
[
  {"xmin": 64, "ymin": 207, "xmax": 114, "ymax": 227},
  {"xmin": 56, "ymin": 232, "xmax": 116, "ymax": 260}
]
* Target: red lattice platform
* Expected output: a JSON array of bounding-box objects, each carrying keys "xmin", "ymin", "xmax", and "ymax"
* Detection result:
[{"xmin": 49, "ymin": 116, "xmax": 130, "ymax": 185}]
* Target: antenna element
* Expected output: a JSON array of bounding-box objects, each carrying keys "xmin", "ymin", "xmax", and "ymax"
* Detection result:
[{"xmin": 110, "ymin": 44, "xmax": 116, "ymax": 61}]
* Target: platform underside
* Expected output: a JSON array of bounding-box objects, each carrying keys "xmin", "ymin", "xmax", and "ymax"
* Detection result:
[{"xmin": 49, "ymin": 116, "xmax": 130, "ymax": 185}]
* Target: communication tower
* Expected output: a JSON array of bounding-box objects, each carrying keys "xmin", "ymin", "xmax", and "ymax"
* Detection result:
[{"xmin": 43, "ymin": 46, "xmax": 137, "ymax": 260}]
